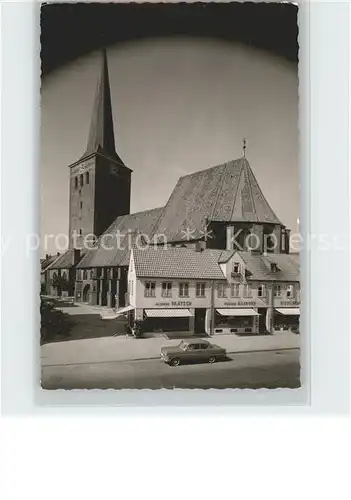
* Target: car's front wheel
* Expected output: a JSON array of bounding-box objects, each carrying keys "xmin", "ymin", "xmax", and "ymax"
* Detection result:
[
  {"xmin": 170, "ymin": 357, "xmax": 180, "ymax": 367},
  {"xmin": 208, "ymin": 356, "xmax": 216, "ymax": 364}
]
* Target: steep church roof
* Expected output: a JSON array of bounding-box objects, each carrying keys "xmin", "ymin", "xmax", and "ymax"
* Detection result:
[
  {"xmin": 76, "ymin": 207, "xmax": 163, "ymax": 268},
  {"xmin": 80, "ymin": 48, "xmax": 127, "ymax": 168},
  {"xmin": 152, "ymin": 157, "xmax": 282, "ymax": 242}
]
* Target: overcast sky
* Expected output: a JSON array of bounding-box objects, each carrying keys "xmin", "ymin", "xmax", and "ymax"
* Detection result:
[{"xmin": 40, "ymin": 37, "xmax": 299, "ymax": 255}]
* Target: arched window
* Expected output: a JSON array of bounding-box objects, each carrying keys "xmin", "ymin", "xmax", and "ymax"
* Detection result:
[
  {"xmin": 74, "ymin": 176, "xmax": 78, "ymax": 189},
  {"xmin": 83, "ymin": 270, "xmax": 88, "ymax": 280},
  {"xmin": 79, "ymin": 228, "xmax": 83, "ymax": 236},
  {"xmin": 85, "ymin": 171, "xmax": 90, "ymax": 184},
  {"xmin": 80, "ymin": 174, "xmax": 83, "ymax": 187},
  {"xmin": 62, "ymin": 271, "xmax": 67, "ymax": 281}
]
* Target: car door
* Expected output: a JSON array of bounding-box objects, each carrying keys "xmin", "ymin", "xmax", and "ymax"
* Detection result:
[
  {"xmin": 186, "ymin": 343, "xmax": 199, "ymax": 362},
  {"xmin": 198, "ymin": 343, "xmax": 210, "ymax": 361},
  {"xmin": 190, "ymin": 342, "xmax": 207, "ymax": 363}
]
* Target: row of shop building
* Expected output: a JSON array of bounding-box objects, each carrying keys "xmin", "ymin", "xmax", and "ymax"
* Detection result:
[{"xmin": 121, "ymin": 245, "xmax": 299, "ymax": 335}]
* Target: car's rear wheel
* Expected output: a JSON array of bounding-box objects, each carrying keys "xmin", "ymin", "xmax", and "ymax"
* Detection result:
[
  {"xmin": 170, "ymin": 357, "xmax": 180, "ymax": 367},
  {"xmin": 208, "ymin": 356, "xmax": 216, "ymax": 364}
]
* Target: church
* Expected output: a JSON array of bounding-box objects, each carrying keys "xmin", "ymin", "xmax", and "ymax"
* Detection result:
[{"xmin": 44, "ymin": 49, "xmax": 300, "ymax": 335}]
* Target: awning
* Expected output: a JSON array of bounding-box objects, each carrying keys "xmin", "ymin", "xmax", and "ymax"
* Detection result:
[
  {"xmin": 275, "ymin": 308, "xmax": 300, "ymax": 316},
  {"xmin": 145, "ymin": 309, "xmax": 193, "ymax": 318},
  {"xmin": 115, "ymin": 305, "xmax": 134, "ymax": 316},
  {"xmin": 216, "ymin": 308, "xmax": 260, "ymax": 316},
  {"xmin": 101, "ymin": 305, "xmax": 134, "ymax": 320}
]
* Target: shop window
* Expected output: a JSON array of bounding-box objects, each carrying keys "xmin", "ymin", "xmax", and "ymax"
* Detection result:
[
  {"xmin": 144, "ymin": 281, "xmax": 156, "ymax": 297},
  {"xmin": 258, "ymin": 285, "xmax": 265, "ymax": 297},
  {"xmin": 161, "ymin": 282, "xmax": 172, "ymax": 298},
  {"xmin": 287, "ymin": 285, "xmax": 295, "ymax": 298},
  {"xmin": 80, "ymin": 174, "xmax": 84, "ymax": 187},
  {"xmin": 85, "ymin": 171, "xmax": 90, "ymax": 184},
  {"xmin": 217, "ymin": 283, "xmax": 227, "ymax": 298},
  {"xmin": 231, "ymin": 283, "xmax": 240, "ymax": 297},
  {"xmin": 243, "ymin": 284, "xmax": 252, "ymax": 298},
  {"xmin": 196, "ymin": 282, "xmax": 206, "ymax": 297},
  {"xmin": 274, "ymin": 285, "xmax": 281, "ymax": 297},
  {"xmin": 74, "ymin": 176, "xmax": 78, "ymax": 189},
  {"xmin": 179, "ymin": 282, "xmax": 189, "ymax": 297}
]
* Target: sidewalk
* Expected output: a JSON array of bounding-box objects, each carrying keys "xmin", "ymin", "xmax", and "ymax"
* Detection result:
[{"xmin": 41, "ymin": 331, "xmax": 300, "ymax": 367}]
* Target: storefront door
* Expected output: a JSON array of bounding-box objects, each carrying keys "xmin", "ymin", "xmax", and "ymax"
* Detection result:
[{"xmin": 194, "ymin": 308, "xmax": 206, "ymax": 334}]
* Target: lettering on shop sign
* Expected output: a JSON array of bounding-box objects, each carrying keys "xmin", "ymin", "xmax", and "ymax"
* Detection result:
[
  {"xmin": 224, "ymin": 301, "xmax": 257, "ymax": 307},
  {"xmin": 154, "ymin": 301, "xmax": 192, "ymax": 307},
  {"xmin": 280, "ymin": 300, "xmax": 299, "ymax": 306}
]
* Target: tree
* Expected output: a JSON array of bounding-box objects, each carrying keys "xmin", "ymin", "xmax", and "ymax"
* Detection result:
[{"xmin": 51, "ymin": 272, "xmax": 70, "ymax": 295}]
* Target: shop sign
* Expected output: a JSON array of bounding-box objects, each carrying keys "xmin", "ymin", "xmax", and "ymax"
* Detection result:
[
  {"xmin": 277, "ymin": 300, "xmax": 300, "ymax": 306},
  {"xmin": 223, "ymin": 300, "xmax": 265, "ymax": 307},
  {"xmin": 155, "ymin": 301, "xmax": 192, "ymax": 307}
]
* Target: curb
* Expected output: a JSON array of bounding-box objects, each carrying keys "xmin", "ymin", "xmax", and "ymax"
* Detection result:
[{"xmin": 42, "ymin": 346, "xmax": 299, "ymax": 368}]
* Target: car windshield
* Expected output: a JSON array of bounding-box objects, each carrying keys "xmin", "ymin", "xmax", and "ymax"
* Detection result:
[{"xmin": 179, "ymin": 341, "xmax": 188, "ymax": 350}]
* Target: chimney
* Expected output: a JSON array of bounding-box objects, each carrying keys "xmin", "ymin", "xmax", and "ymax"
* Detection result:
[
  {"xmin": 57, "ymin": 252, "xmax": 60, "ymax": 256},
  {"xmin": 195, "ymin": 241, "xmax": 205, "ymax": 252},
  {"xmin": 73, "ymin": 249, "xmax": 81, "ymax": 265},
  {"xmin": 45, "ymin": 254, "xmax": 49, "ymax": 260}
]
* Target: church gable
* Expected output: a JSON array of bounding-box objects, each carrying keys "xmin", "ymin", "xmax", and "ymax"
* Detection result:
[{"xmin": 151, "ymin": 157, "xmax": 282, "ymax": 243}]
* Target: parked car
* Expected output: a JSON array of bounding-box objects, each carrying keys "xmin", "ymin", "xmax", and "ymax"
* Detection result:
[{"xmin": 160, "ymin": 339, "xmax": 227, "ymax": 366}]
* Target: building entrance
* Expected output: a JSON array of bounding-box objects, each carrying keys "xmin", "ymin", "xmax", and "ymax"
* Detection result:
[
  {"xmin": 194, "ymin": 308, "xmax": 206, "ymax": 334},
  {"xmin": 82, "ymin": 284, "xmax": 90, "ymax": 302}
]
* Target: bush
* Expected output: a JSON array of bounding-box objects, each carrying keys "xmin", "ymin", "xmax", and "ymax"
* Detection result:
[
  {"xmin": 133, "ymin": 319, "xmax": 145, "ymax": 338},
  {"xmin": 40, "ymin": 298, "xmax": 73, "ymax": 344}
]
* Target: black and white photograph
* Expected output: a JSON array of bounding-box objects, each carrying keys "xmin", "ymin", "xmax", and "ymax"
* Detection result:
[{"xmin": 40, "ymin": 1, "xmax": 300, "ymax": 390}]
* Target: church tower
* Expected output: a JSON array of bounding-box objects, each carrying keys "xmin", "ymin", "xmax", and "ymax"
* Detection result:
[{"xmin": 68, "ymin": 48, "xmax": 132, "ymax": 248}]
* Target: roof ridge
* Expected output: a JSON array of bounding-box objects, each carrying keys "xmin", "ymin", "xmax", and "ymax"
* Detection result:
[
  {"xmin": 229, "ymin": 157, "xmax": 245, "ymax": 221},
  {"xmin": 244, "ymin": 158, "xmax": 258, "ymax": 221}
]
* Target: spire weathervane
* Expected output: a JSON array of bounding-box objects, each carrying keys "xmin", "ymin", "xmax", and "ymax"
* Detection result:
[{"xmin": 243, "ymin": 138, "xmax": 247, "ymax": 157}]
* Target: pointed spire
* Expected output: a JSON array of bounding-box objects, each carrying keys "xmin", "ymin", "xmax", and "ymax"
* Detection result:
[{"xmin": 82, "ymin": 48, "xmax": 123, "ymax": 164}]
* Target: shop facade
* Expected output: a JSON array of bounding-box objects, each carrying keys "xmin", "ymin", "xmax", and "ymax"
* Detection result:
[{"xmin": 125, "ymin": 247, "xmax": 300, "ymax": 337}]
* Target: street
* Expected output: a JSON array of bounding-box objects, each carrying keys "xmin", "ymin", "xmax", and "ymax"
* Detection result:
[{"xmin": 42, "ymin": 348, "xmax": 300, "ymax": 390}]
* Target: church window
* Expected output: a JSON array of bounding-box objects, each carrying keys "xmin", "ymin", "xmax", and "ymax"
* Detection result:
[
  {"xmin": 80, "ymin": 174, "xmax": 83, "ymax": 187},
  {"xmin": 74, "ymin": 176, "xmax": 78, "ymax": 189},
  {"xmin": 85, "ymin": 171, "xmax": 90, "ymax": 184}
]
